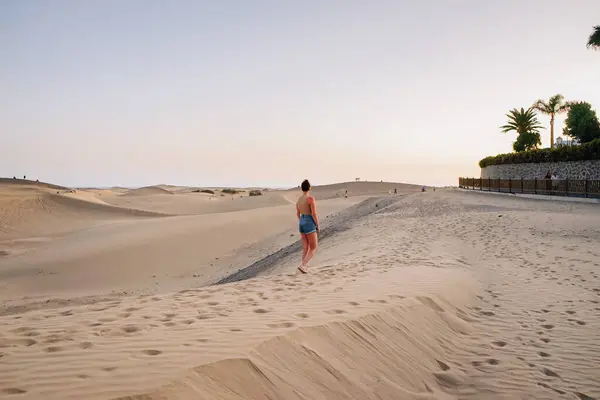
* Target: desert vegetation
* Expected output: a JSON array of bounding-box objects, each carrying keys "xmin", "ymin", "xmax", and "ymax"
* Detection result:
[
  {"xmin": 221, "ymin": 188, "xmax": 241, "ymax": 195},
  {"xmin": 248, "ymin": 190, "xmax": 263, "ymax": 196},
  {"xmin": 195, "ymin": 189, "xmax": 215, "ymax": 194}
]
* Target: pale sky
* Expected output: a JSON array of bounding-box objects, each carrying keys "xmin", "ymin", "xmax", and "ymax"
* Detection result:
[{"xmin": 2, "ymin": 1, "xmax": 599, "ymax": 188}]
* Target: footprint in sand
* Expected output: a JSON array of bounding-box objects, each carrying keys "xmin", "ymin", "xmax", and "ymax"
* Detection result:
[
  {"xmin": 267, "ymin": 322, "xmax": 295, "ymax": 329},
  {"xmin": 142, "ymin": 349, "xmax": 162, "ymax": 356},
  {"xmin": 296, "ymin": 313, "xmax": 310, "ymax": 319},
  {"xmin": 541, "ymin": 367, "xmax": 560, "ymax": 378},
  {"xmin": 436, "ymin": 360, "xmax": 450, "ymax": 371},
  {"xmin": 121, "ymin": 325, "xmax": 141, "ymax": 334},
  {"xmin": 253, "ymin": 308, "xmax": 269, "ymax": 314},
  {"xmin": 574, "ymin": 392, "xmax": 595, "ymax": 400},
  {"xmin": 0, "ymin": 338, "xmax": 37, "ymax": 347},
  {"xmin": 45, "ymin": 346, "xmax": 62, "ymax": 353},
  {"xmin": 325, "ymin": 309, "xmax": 346, "ymax": 315},
  {"xmin": 538, "ymin": 351, "xmax": 551, "ymax": 358},
  {"xmin": 541, "ymin": 324, "xmax": 554, "ymax": 330},
  {"xmin": 2, "ymin": 388, "xmax": 27, "ymax": 395},
  {"xmin": 492, "ymin": 340, "xmax": 507, "ymax": 348}
]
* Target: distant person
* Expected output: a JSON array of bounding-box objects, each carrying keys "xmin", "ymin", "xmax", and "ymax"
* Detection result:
[
  {"xmin": 544, "ymin": 171, "xmax": 552, "ymax": 193},
  {"xmin": 551, "ymin": 171, "xmax": 559, "ymax": 192},
  {"xmin": 394, "ymin": 188, "xmax": 397, "ymax": 194},
  {"xmin": 296, "ymin": 179, "xmax": 319, "ymax": 274}
]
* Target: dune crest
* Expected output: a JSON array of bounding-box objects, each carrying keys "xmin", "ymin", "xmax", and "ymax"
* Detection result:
[{"xmin": 122, "ymin": 186, "xmax": 174, "ymax": 196}]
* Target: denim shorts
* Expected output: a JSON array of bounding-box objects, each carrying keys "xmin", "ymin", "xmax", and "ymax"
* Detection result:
[{"xmin": 299, "ymin": 214, "xmax": 317, "ymax": 234}]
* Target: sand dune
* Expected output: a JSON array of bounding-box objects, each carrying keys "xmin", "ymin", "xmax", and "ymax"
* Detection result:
[
  {"xmin": 0, "ymin": 177, "xmax": 70, "ymax": 191},
  {"xmin": 1, "ymin": 184, "xmax": 599, "ymax": 399},
  {"xmin": 123, "ymin": 186, "xmax": 174, "ymax": 196},
  {"xmin": 103, "ymin": 190, "xmax": 292, "ymax": 215},
  {"xmin": 0, "ymin": 183, "xmax": 166, "ymax": 242},
  {"xmin": 0, "ymin": 192, "xmax": 361, "ymax": 303},
  {"xmin": 288, "ymin": 181, "xmax": 423, "ymax": 200}
]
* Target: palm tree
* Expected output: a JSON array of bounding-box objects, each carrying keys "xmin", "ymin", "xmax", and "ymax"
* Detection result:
[
  {"xmin": 500, "ymin": 107, "xmax": 544, "ymax": 152},
  {"xmin": 587, "ymin": 25, "xmax": 600, "ymax": 50},
  {"xmin": 531, "ymin": 94, "xmax": 570, "ymax": 148}
]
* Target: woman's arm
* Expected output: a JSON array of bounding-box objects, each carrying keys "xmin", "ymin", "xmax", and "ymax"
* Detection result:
[
  {"xmin": 296, "ymin": 203, "xmax": 301, "ymax": 221},
  {"xmin": 308, "ymin": 197, "xmax": 319, "ymax": 229}
]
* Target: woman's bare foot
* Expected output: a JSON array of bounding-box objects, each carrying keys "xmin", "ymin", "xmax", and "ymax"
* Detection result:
[{"xmin": 297, "ymin": 265, "xmax": 308, "ymax": 274}]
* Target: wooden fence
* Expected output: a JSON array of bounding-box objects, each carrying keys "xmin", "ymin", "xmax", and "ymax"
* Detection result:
[{"xmin": 458, "ymin": 177, "xmax": 600, "ymax": 199}]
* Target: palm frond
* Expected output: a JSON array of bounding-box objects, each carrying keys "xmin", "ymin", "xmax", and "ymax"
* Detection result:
[
  {"xmin": 500, "ymin": 107, "xmax": 545, "ymax": 135},
  {"xmin": 587, "ymin": 25, "xmax": 600, "ymax": 50},
  {"xmin": 532, "ymin": 94, "xmax": 566, "ymax": 115},
  {"xmin": 531, "ymin": 99, "xmax": 550, "ymax": 113}
]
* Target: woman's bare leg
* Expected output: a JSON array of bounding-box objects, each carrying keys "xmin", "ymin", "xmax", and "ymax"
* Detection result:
[
  {"xmin": 301, "ymin": 232, "xmax": 318, "ymax": 268},
  {"xmin": 301, "ymin": 233, "xmax": 309, "ymax": 261}
]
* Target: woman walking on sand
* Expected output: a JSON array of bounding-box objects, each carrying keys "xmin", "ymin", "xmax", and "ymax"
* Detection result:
[{"xmin": 296, "ymin": 179, "xmax": 319, "ymax": 274}]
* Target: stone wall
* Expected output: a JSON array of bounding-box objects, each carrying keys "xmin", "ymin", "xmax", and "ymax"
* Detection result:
[{"xmin": 481, "ymin": 160, "xmax": 600, "ymax": 180}]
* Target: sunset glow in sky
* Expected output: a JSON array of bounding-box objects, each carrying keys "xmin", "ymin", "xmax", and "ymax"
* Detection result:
[{"xmin": 2, "ymin": 1, "xmax": 599, "ymax": 187}]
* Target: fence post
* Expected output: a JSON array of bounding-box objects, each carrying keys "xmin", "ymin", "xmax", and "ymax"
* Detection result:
[
  {"xmin": 480, "ymin": 177, "xmax": 482, "ymax": 191},
  {"xmin": 521, "ymin": 177, "xmax": 524, "ymax": 193},
  {"xmin": 585, "ymin": 178, "xmax": 588, "ymax": 198},
  {"xmin": 534, "ymin": 178, "xmax": 537, "ymax": 194},
  {"xmin": 509, "ymin": 178, "xmax": 512, "ymax": 194},
  {"xmin": 565, "ymin": 178, "xmax": 569, "ymax": 197},
  {"xmin": 488, "ymin": 177, "xmax": 491, "ymax": 192}
]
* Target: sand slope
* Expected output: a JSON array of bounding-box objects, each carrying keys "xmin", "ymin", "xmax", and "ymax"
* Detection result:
[
  {"xmin": 123, "ymin": 186, "xmax": 174, "ymax": 196},
  {"xmin": 0, "ymin": 183, "xmax": 166, "ymax": 241},
  {"xmin": 1, "ymin": 187, "xmax": 599, "ymax": 399},
  {"xmin": 285, "ymin": 181, "xmax": 423, "ymax": 200},
  {"xmin": 0, "ymin": 194, "xmax": 361, "ymax": 305}
]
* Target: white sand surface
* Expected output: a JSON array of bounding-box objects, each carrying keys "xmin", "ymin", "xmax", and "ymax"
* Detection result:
[{"xmin": 1, "ymin": 181, "xmax": 599, "ymax": 399}]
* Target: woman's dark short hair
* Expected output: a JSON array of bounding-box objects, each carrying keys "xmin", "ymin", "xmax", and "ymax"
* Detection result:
[{"xmin": 301, "ymin": 179, "xmax": 311, "ymax": 192}]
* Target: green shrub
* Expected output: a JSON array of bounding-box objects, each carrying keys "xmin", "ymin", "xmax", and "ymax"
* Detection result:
[
  {"xmin": 192, "ymin": 189, "xmax": 215, "ymax": 194},
  {"xmin": 221, "ymin": 188, "xmax": 240, "ymax": 194},
  {"xmin": 479, "ymin": 138, "xmax": 600, "ymax": 168},
  {"xmin": 248, "ymin": 190, "xmax": 262, "ymax": 196}
]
